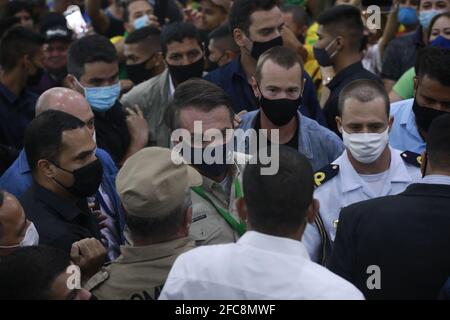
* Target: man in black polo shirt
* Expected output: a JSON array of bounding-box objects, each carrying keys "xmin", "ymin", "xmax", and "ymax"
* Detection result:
[
  {"xmin": 0, "ymin": 27, "xmax": 44, "ymax": 173},
  {"xmin": 313, "ymin": 5, "xmax": 380, "ymax": 136},
  {"xmin": 20, "ymin": 110, "xmax": 103, "ymax": 253},
  {"xmin": 66, "ymin": 34, "xmax": 148, "ymax": 166}
]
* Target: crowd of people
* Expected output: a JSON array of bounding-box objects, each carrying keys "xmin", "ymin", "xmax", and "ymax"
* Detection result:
[{"xmin": 0, "ymin": 0, "xmax": 449, "ymax": 300}]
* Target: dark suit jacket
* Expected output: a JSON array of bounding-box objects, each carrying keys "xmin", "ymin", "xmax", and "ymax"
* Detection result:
[{"xmin": 328, "ymin": 183, "xmax": 450, "ymax": 300}]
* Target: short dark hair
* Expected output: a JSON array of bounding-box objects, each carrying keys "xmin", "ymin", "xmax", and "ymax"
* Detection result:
[
  {"xmin": 255, "ymin": 46, "xmax": 303, "ymax": 83},
  {"xmin": 67, "ymin": 34, "xmax": 118, "ymax": 79},
  {"xmin": 208, "ymin": 24, "xmax": 239, "ymax": 53},
  {"xmin": 228, "ymin": 0, "xmax": 279, "ymax": 35},
  {"xmin": 0, "ymin": 26, "xmax": 44, "ymax": 72},
  {"xmin": 125, "ymin": 25, "xmax": 161, "ymax": 52},
  {"xmin": 4, "ymin": 0, "xmax": 33, "ymax": 18},
  {"xmin": 0, "ymin": 246, "xmax": 71, "ymax": 300},
  {"xmin": 317, "ymin": 5, "xmax": 364, "ymax": 52},
  {"xmin": 281, "ymin": 4, "xmax": 308, "ymax": 28},
  {"xmin": 427, "ymin": 114, "xmax": 450, "ymax": 171},
  {"xmin": 24, "ymin": 110, "xmax": 86, "ymax": 172},
  {"xmin": 125, "ymin": 192, "xmax": 190, "ymax": 242},
  {"xmin": 338, "ymin": 79, "xmax": 390, "ymax": 117},
  {"xmin": 415, "ymin": 46, "xmax": 450, "ymax": 87},
  {"xmin": 160, "ymin": 22, "xmax": 203, "ymax": 56},
  {"xmin": 243, "ymin": 146, "xmax": 314, "ymax": 236},
  {"xmin": 166, "ymin": 78, "xmax": 234, "ymax": 130}
]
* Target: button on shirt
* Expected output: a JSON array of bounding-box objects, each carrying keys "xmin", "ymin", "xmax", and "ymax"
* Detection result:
[
  {"xmin": 0, "ymin": 82, "xmax": 38, "ymax": 149},
  {"xmin": 237, "ymin": 110, "xmax": 344, "ymax": 171},
  {"xmin": 204, "ymin": 57, "xmax": 327, "ymax": 126},
  {"xmin": 20, "ymin": 182, "xmax": 102, "ymax": 253},
  {"xmin": 303, "ymin": 147, "xmax": 422, "ymax": 263},
  {"xmin": 159, "ymin": 231, "xmax": 364, "ymax": 300},
  {"xmin": 189, "ymin": 152, "xmax": 248, "ymax": 246},
  {"xmin": 323, "ymin": 62, "xmax": 380, "ymax": 135},
  {"xmin": 389, "ymin": 98, "xmax": 426, "ymax": 154}
]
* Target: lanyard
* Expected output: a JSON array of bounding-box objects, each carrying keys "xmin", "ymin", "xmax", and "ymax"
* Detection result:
[{"xmin": 191, "ymin": 179, "xmax": 246, "ymax": 236}]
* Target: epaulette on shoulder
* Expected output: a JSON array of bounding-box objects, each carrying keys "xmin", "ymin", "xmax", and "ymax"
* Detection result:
[
  {"xmin": 314, "ymin": 164, "xmax": 339, "ymax": 188},
  {"xmin": 400, "ymin": 151, "xmax": 422, "ymax": 168}
]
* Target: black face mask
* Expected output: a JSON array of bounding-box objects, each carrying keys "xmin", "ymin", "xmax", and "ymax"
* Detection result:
[
  {"xmin": 412, "ymin": 98, "xmax": 449, "ymax": 133},
  {"xmin": 182, "ymin": 142, "xmax": 231, "ymax": 178},
  {"xmin": 126, "ymin": 56, "xmax": 155, "ymax": 85},
  {"xmin": 167, "ymin": 57, "xmax": 204, "ymax": 85},
  {"xmin": 52, "ymin": 159, "xmax": 103, "ymax": 198},
  {"xmin": 251, "ymin": 36, "xmax": 283, "ymax": 60},
  {"xmin": 258, "ymin": 90, "xmax": 302, "ymax": 126}
]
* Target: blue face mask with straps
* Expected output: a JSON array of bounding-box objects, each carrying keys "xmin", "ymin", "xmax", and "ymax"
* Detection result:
[
  {"xmin": 75, "ymin": 78, "xmax": 121, "ymax": 112},
  {"xmin": 419, "ymin": 9, "xmax": 444, "ymax": 29}
]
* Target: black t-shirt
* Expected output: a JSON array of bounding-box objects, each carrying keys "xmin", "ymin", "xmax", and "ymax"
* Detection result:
[
  {"xmin": 253, "ymin": 112, "xmax": 299, "ymax": 151},
  {"xmin": 94, "ymin": 101, "xmax": 130, "ymax": 164}
]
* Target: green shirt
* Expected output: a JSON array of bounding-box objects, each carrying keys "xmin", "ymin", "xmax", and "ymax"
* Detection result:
[{"xmin": 393, "ymin": 67, "xmax": 415, "ymax": 99}]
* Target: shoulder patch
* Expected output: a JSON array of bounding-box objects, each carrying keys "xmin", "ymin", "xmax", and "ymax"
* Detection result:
[
  {"xmin": 400, "ymin": 151, "xmax": 422, "ymax": 168},
  {"xmin": 84, "ymin": 267, "xmax": 110, "ymax": 291},
  {"xmin": 314, "ymin": 164, "xmax": 339, "ymax": 188}
]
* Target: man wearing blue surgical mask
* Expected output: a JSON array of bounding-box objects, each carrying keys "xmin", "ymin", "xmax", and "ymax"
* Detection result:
[
  {"xmin": 0, "ymin": 190, "xmax": 39, "ymax": 257},
  {"xmin": 381, "ymin": 0, "xmax": 450, "ymax": 92},
  {"xmin": 302, "ymin": 79, "xmax": 422, "ymax": 265},
  {"xmin": 66, "ymin": 34, "xmax": 149, "ymax": 166}
]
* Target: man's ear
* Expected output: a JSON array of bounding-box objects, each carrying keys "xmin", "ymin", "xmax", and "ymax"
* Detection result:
[
  {"xmin": 334, "ymin": 35, "xmax": 344, "ymax": 52},
  {"xmin": 335, "ymin": 116, "xmax": 343, "ymax": 134},
  {"xmin": 420, "ymin": 150, "xmax": 427, "ymax": 177},
  {"xmin": 413, "ymin": 76, "xmax": 419, "ymax": 97},
  {"xmin": 233, "ymin": 28, "xmax": 247, "ymax": 48},
  {"xmin": 236, "ymin": 197, "xmax": 248, "ymax": 223},
  {"xmin": 388, "ymin": 115, "xmax": 394, "ymax": 132},
  {"xmin": 306, "ymin": 198, "xmax": 319, "ymax": 224},
  {"xmin": 250, "ymin": 76, "xmax": 260, "ymax": 98},
  {"xmin": 37, "ymin": 159, "xmax": 55, "ymax": 179},
  {"xmin": 225, "ymin": 49, "xmax": 237, "ymax": 63},
  {"xmin": 153, "ymin": 52, "xmax": 163, "ymax": 66},
  {"xmin": 65, "ymin": 74, "xmax": 78, "ymax": 91}
]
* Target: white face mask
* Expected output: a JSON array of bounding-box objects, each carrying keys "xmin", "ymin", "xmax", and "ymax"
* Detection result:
[
  {"xmin": 0, "ymin": 222, "xmax": 40, "ymax": 249},
  {"xmin": 342, "ymin": 128, "xmax": 389, "ymax": 164}
]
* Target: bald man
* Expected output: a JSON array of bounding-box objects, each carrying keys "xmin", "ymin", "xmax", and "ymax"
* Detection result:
[{"xmin": 0, "ymin": 87, "xmax": 125, "ymax": 260}]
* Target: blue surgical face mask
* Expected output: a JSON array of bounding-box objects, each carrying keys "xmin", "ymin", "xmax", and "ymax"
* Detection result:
[
  {"xmin": 419, "ymin": 9, "xmax": 444, "ymax": 29},
  {"xmin": 430, "ymin": 35, "xmax": 450, "ymax": 49},
  {"xmin": 75, "ymin": 78, "xmax": 121, "ymax": 112},
  {"xmin": 133, "ymin": 15, "xmax": 148, "ymax": 30},
  {"xmin": 397, "ymin": 7, "xmax": 418, "ymax": 26}
]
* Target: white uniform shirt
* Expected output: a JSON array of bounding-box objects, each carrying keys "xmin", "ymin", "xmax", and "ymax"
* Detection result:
[
  {"xmin": 159, "ymin": 231, "xmax": 364, "ymax": 300},
  {"xmin": 303, "ymin": 147, "xmax": 422, "ymax": 263}
]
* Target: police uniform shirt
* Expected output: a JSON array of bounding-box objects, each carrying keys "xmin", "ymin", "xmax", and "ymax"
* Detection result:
[
  {"xmin": 303, "ymin": 147, "xmax": 422, "ymax": 263},
  {"xmin": 84, "ymin": 237, "xmax": 195, "ymax": 300},
  {"xmin": 189, "ymin": 152, "xmax": 249, "ymax": 246}
]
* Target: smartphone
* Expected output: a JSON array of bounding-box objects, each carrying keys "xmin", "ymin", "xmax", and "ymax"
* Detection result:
[{"xmin": 64, "ymin": 5, "xmax": 88, "ymax": 38}]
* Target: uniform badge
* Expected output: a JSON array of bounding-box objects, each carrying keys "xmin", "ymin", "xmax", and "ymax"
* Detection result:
[
  {"xmin": 314, "ymin": 164, "xmax": 340, "ymax": 187},
  {"xmin": 400, "ymin": 151, "xmax": 422, "ymax": 168}
]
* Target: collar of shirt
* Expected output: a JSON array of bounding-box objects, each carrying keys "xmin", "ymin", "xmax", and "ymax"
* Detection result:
[
  {"xmin": 421, "ymin": 175, "xmax": 450, "ymax": 186},
  {"xmin": 117, "ymin": 236, "xmax": 195, "ymax": 263},
  {"xmin": 31, "ymin": 182, "xmax": 88, "ymax": 222},
  {"xmin": 168, "ymin": 73, "xmax": 175, "ymax": 98},
  {"xmin": 336, "ymin": 147, "xmax": 412, "ymax": 193},
  {"xmin": 327, "ymin": 62, "xmax": 365, "ymax": 90},
  {"xmin": 17, "ymin": 149, "xmax": 30, "ymax": 175},
  {"xmin": 238, "ymin": 231, "xmax": 310, "ymax": 259}
]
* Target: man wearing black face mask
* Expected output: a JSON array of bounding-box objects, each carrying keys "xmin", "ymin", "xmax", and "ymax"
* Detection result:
[
  {"xmin": 389, "ymin": 46, "xmax": 450, "ymax": 154},
  {"xmin": 204, "ymin": 0, "xmax": 326, "ymax": 126},
  {"xmin": 166, "ymin": 79, "xmax": 249, "ymax": 246},
  {"xmin": 314, "ymin": 5, "xmax": 380, "ymax": 136},
  {"xmin": 238, "ymin": 46, "xmax": 344, "ymax": 172},
  {"xmin": 121, "ymin": 22, "xmax": 205, "ymax": 148},
  {"xmin": 124, "ymin": 26, "xmax": 166, "ymax": 85},
  {"xmin": 20, "ymin": 110, "xmax": 103, "ymax": 254},
  {"xmin": 0, "ymin": 27, "xmax": 44, "ymax": 160}
]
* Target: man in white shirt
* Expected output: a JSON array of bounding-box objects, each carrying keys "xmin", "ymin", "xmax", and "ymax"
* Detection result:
[
  {"xmin": 302, "ymin": 79, "xmax": 422, "ymax": 264},
  {"xmin": 159, "ymin": 146, "xmax": 364, "ymax": 300}
]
